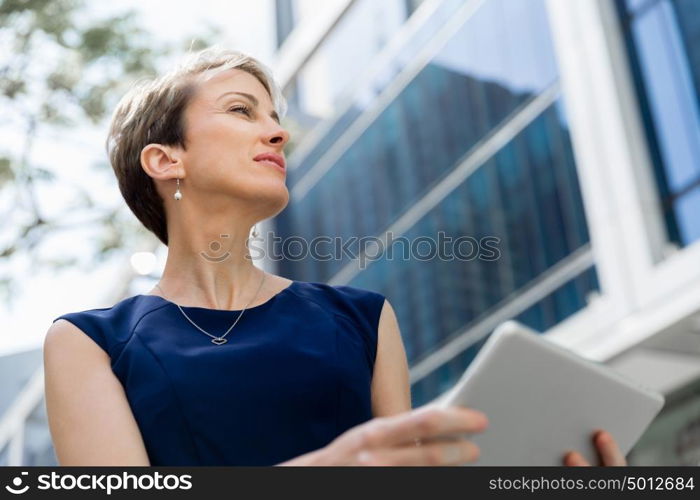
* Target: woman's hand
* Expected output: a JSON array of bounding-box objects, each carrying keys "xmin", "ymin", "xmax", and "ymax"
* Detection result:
[
  {"xmin": 563, "ymin": 429, "xmax": 627, "ymax": 466},
  {"xmin": 278, "ymin": 405, "xmax": 489, "ymax": 466}
]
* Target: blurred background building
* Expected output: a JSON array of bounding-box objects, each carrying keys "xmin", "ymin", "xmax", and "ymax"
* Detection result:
[
  {"xmin": 270, "ymin": 0, "xmax": 700, "ymax": 466},
  {"xmin": 1, "ymin": 0, "xmax": 698, "ymax": 466}
]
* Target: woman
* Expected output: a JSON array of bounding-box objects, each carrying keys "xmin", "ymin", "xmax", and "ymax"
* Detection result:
[{"xmin": 44, "ymin": 47, "xmax": 625, "ymax": 466}]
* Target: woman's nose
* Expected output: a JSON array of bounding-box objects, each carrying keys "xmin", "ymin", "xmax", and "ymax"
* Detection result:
[{"xmin": 263, "ymin": 122, "xmax": 290, "ymax": 147}]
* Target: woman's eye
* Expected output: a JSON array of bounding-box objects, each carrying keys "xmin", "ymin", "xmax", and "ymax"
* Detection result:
[{"xmin": 228, "ymin": 105, "xmax": 251, "ymax": 116}]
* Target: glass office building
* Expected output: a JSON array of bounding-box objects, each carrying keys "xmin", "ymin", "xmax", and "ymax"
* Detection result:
[
  {"xmin": 616, "ymin": 0, "xmax": 700, "ymax": 247},
  {"xmin": 273, "ymin": 0, "xmax": 700, "ymax": 465},
  {"xmin": 278, "ymin": 0, "xmax": 598, "ymax": 405}
]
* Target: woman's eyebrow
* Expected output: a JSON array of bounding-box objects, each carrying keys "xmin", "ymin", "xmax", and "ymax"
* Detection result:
[{"xmin": 216, "ymin": 91, "xmax": 280, "ymax": 124}]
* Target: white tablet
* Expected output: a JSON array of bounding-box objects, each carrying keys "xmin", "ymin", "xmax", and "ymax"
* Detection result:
[{"xmin": 434, "ymin": 320, "xmax": 665, "ymax": 466}]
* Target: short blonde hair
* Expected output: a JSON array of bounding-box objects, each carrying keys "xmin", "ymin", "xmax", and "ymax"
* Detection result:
[{"xmin": 106, "ymin": 46, "xmax": 287, "ymax": 246}]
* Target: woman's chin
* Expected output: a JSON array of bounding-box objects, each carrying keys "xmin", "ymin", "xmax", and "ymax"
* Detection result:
[{"xmin": 254, "ymin": 185, "xmax": 289, "ymax": 216}]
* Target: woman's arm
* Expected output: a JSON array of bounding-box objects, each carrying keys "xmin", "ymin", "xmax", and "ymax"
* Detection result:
[
  {"xmin": 43, "ymin": 320, "xmax": 151, "ymax": 466},
  {"xmin": 371, "ymin": 299, "xmax": 412, "ymax": 417}
]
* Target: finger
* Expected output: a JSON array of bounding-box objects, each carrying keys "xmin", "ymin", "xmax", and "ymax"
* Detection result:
[
  {"xmin": 406, "ymin": 434, "xmax": 464, "ymax": 448},
  {"xmin": 367, "ymin": 406, "xmax": 489, "ymax": 449},
  {"xmin": 593, "ymin": 430, "xmax": 627, "ymax": 466},
  {"xmin": 563, "ymin": 450, "xmax": 590, "ymax": 466},
  {"xmin": 357, "ymin": 438, "xmax": 481, "ymax": 466}
]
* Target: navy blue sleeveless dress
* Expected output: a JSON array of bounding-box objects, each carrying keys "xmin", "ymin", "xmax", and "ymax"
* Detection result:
[{"xmin": 52, "ymin": 280, "xmax": 386, "ymax": 466}]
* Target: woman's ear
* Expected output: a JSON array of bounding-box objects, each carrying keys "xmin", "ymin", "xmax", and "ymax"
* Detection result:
[{"xmin": 140, "ymin": 144, "xmax": 184, "ymax": 181}]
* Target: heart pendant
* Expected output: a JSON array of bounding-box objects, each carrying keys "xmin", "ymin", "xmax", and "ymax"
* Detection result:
[{"xmin": 211, "ymin": 337, "xmax": 228, "ymax": 345}]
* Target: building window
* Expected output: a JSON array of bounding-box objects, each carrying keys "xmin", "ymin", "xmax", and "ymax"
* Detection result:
[{"xmin": 616, "ymin": 0, "xmax": 700, "ymax": 246}]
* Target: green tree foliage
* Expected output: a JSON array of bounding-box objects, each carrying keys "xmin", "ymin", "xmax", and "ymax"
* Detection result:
[{"xmin": 0, "ymin": 0, "xmax": 216, "ymax": 306}]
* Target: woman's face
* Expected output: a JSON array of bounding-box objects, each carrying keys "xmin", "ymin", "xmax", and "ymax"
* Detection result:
[{"xmin": 178, "ymin": 68, "xmax": 290, "ymax": 216}]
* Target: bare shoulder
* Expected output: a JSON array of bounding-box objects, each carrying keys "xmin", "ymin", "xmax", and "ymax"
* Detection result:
[
  {"xmin": 45, "ymin": 318, "xmax": 103, "ymax": 352},
  {"xmin": 378, "ymin": 298, "xmax": 399, "ymax": 329},
  {"xmin": 44, "ymin": 319, "xmax": 109, "ymax": 363},
  {"xmin": 266, "ymin": 272, "xmax": 294, "ymax": 290},
  {"xmin": 43, "ymin": 319, "xmax": 150, "ymax": 465},
  {"xmin": 372, "ymin": 298, "xmax": 411, "ymax": 417}
]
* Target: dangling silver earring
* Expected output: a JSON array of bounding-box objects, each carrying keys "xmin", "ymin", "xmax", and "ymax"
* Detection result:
[
  {"xmin": 174, "ymin": 178, "xmax": 182, "ymax": 200},
  {"xmin": 252, "ymin": 224, "xmax": 259, "ymax": 238}
]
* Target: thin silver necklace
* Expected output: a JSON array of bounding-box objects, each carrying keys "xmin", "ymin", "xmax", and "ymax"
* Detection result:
[{"xmin": 154, "ymin": 271, "xmax": 266, "ymax": 346}]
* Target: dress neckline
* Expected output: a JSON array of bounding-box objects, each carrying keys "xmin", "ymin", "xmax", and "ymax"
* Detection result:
[{"xmin": 138, "ymin": 280, "xmax": 297, "ymax": 314}]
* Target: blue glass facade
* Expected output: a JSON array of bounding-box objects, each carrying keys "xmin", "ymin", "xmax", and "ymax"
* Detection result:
[
  {"xmin": 617, "ymin": 0, "xmax": 700, "ymax": 246},
  {"xmin": 276, "ymin": 0, "xmax": 600, "ymax": 407},
  {"xmin": 343, "ymin": 101, "xmax": 594, "ymax": 365},
  {"xmin": 411, "ymin": 265, "xmax": 599, "ymax": 405}
]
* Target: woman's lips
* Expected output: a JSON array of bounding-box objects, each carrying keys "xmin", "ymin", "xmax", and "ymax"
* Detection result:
[{"xmin": 253, "ymin": 152, "xmax": 286, "ymax": 170}]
